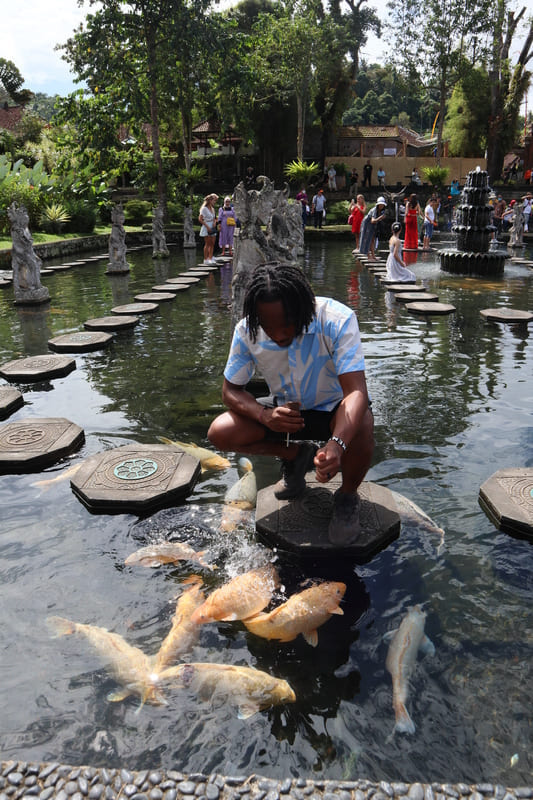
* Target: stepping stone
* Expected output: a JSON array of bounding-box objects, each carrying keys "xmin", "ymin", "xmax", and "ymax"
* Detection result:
[
  {"xmin": 48, "ymin": 331, "xmax": 113, "ymax": 352},
  {"xmin": 479, "ymin": 468, "xmax": 533, "ymax": 539},
  {"xmin": 395, "ymin": 292, "xmax": 439, "ymax": 303},
  {"xmin": 111, "ymin": 302, "xmax": 159, "ymax": 315},
  {"xmin": 480, "ymin": 308, "xmax": 533, "ymax": 324},
  {"xmin": 406, "ymin": 301, "xmax": 456, "ymax": 315},
  {"xmin": 84, "ymin": 315, "xmax": 139, "ymax": 331},
  {"xmin": 39, "ymin": 269, "xmax": 54, "ymax": 276},
  {"xmin": 134, "ymin": 292, "xmax": 176, "ymax": 302},
  {"xmin": 0, "ymin": 387, "xmax": 24, "ymax": 420},
  {"xmin": 380, "ymin": 277, "xmax": 416, "ymax": 285},
  {"xmin": 0, "ymin": 417, "xmax": 85, "ymax": 474},
  {"xmin": 0, "ymin": 279, "xmax": 11, "ymax": 288},
  {"xmin": 386, "ymin": 283, "xmax": 426, "ymax": 292},
  {"xmin": 0, "ymin": 271, "xmax": 13, "ymax": 279},
  {"xmin": 168, "ymin": 276, "xmax": 200, "ymax": 284},
  {"xmin": 70, "ymin": 443, "xmax": 201, "ymax": 513},
  {"xmin": 162, "ymin": 282, "xmax": 190, "ymax": 291},
  {"xmin": 0, "ymin": 354, "xmax": 76, "ymax": 382},
  {"xmin": 50, "ymin": 264, "xmax": 75, "ymax": 271},
  {"xmin": 255, "ymin": 478, "xmax": 400, "ymax": 561},
  {"xmin": 152, "ymin": 284, "xmax": 181, "ymax": 292},
  {"xmin": 165, "ymin": 278, "xmax": 192, "ymax": 288},
  {"xmin": 185, "ymin": 271, "xmax": 210, "ymax": 277},
  {"xmin": 195, "ymin": 265, "xmax": 219, "ymax": 271}
]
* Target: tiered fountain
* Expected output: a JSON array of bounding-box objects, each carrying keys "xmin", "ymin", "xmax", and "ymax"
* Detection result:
[{"xmin": 440, "ymin": 167, "xmax": 507, "ymax": 276}]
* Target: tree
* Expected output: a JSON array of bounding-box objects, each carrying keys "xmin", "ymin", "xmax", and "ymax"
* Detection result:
[
  {"xmin": 0, "ymin": 58, "xmax": 33, "ymax": 105},
  {"xmin": 486, "ymin": 3, "xmax": 533, "ymax": 181},
  {"xmin": 445, "ymin": 66, "xmax": 491, "ymax": 156}
]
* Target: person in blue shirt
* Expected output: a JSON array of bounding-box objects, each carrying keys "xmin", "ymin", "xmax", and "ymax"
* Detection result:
[{"xmin": 207, "ymin": 262, "xmax": 374, "ymax": 544}]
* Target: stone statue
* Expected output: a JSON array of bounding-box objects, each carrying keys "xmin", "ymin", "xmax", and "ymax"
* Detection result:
[
  {"xmin": 107, "ymin": 202, "xmax": 130, "ymax": 274},
  {"xmin": 183, "ymin": 206, "xmax": 196, "ymax": 249},
  {"xmin": 8, "ymin": 202, "xmax": 50, "ymax": 305},
  {"xmin": 231, "ymin": 176, "xmax": 297, "ymax": 324},
  {"xmin": 152, "ymin": 204, "xmax": 169, "ymax": 258},
  {"xmin": 508, "ymin": 208, "xmax": 525, "ymax": 248},
  {"xmin": 285, "ymin": 199, "xmax": 305, "ymax": 258}
]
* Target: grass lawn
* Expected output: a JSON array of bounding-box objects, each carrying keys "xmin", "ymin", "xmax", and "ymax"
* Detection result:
[{"xmin": 0, "ymin": 226, "xmax": 145, "ymax": 251}]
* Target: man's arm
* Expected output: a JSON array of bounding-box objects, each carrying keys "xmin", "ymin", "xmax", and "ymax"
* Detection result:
[
  {"xmin": 222, "ymin": 379, "xmax": 304, "ymax": 434},
  {"xmin": 314, "ymin": 370, "xmax": 370, "ymax": 482}
]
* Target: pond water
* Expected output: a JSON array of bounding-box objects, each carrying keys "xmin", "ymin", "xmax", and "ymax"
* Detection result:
[{"xmin": 0, "ymin": 239, "xmax": 532, "ymax": 784}]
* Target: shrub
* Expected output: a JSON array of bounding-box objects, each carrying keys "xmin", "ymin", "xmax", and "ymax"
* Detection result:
[
  {"xmin": 65, "ymin": 200, "xmax": 97, "ymax": 233},
  {"xmin": 421, "ymin": 165, "xmax": 450, "ymax": 189},
  {"xmin": 284, "ymin": 159, "xmax": 321, "ymax": 185},
  {"xmin": 40, "ymin": 202, "xmax": 71, "ymax": 234},
  {"xmin": 166, "ymin": 201, "xmax": 183, "ymax": 222},
  {"xmin": 327, "ymin": 199, "xmax": 352, "ymax": 224},
  {"xmin": 124, "ymin": 199, "xmax": 152, "ymax": 225}
]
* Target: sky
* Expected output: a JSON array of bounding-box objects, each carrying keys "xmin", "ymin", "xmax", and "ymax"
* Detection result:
[{"xmin": 2, "ymin": 0, "xmax": 531, "ymax": 116}]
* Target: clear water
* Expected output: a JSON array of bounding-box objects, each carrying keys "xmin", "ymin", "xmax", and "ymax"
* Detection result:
[{"xmin": 0, "ymin": 240, "xmax": 532, "ymax": 783}]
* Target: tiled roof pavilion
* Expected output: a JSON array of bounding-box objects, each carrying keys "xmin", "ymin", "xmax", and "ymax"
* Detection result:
[{"xmin": 336, "ymin": 124, "xmax": 438, "ymax": 157}]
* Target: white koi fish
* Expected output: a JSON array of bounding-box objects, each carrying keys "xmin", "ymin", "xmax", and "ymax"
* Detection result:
[
  {"xmin": 31, "ymin": 463, "xmax": 82, "ymax": 492},
  {"xmin": 384, "ymin": 605, "xmax": 435, "ymax": 734},
  {"xmin": 157, "ymin": 437, "xmax": 230, "ymax": 471},
  {"xmin": 391, "ymin": 490, "xmax": 445, "ymax": 554}
]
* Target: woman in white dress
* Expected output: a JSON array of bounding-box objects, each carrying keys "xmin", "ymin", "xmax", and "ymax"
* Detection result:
[
  {"xmin": 386, "ymin": 222, "xmax": 416, "ymax": 282},
  {"xmin": 198, "ymin": 193, "xmax": 219, "ymax": 264}
]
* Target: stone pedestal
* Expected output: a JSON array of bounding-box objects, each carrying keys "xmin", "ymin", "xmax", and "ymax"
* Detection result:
[
  {"xmin": 0, "ymin": 417, "xmax": 84, "ymax": 473},
  {"xmin": 255, "ymin": 478, "xmax": 400, "ymax": 561},
  {"xmin": 479, "ymin": 468, "xmax": 533, "ymax": 539}
]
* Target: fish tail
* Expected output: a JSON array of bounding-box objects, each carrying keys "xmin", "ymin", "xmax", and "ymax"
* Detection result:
[
  {"xmin": 46, "ymin": 615, "xmax": 76, "ymax": 637},
  {"xmin": 182, "ymin": 574, "xmax": 203, "ymax": 587},
  {"xmin": 393, "ymin": 701, "xmax": 416, "ymax": 734},
  {"xmin": 157, "ymin": 436, "xmax": 173, "ymax": 445}
]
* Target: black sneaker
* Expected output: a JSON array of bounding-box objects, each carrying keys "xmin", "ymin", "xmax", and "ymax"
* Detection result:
[
  {"xmin": 328, "ymin": 490, "xmax": 361, "ymax": 544},
  {"xmin": 274, "ymin": 442, "xmax": 318, "ymax": 500}
]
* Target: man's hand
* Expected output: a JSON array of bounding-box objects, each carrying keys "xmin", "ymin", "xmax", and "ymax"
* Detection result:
[
  {"xmin": 261, "ymin": 404, "xmax": 304, "ymax": 434},
  {"xmin": 314, "ymin": 439, "xmax": 343, "ymax": 482}
]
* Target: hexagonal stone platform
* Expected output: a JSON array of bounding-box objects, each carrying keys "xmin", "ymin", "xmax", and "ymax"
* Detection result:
[
  {"xmin": 395, "ymin": 292, "xmax": 439, "ymax": 303},
  {"xmin": 48, "ymin": 331, "xmax": 113, "ymax": 352},
  {"xmin": 480, "ymin": 308, "xmax": 533, "ymax": 324},
  {"xmin": 0, "ymin": 354, "xmax": 76, "ymax": 383},
  {"xmin": 152, "ymin": 285, "xmax": 180, "ymax": 292},
  {"xmin": 134, "ymin": 292, "xmax": 176, "ymax": 303},
  {"xmin": 0, "ymin": 279, "xmax": 11, "ymax": 288},
  {"xmin": 386, "ymin": 283, "xmax": 426, "ymax": 293},
  {"xmin": 84, "ymin": 315, "xmax": 139, "ymax": 331},
  {"xmin": 111, "ymin": 302, "xmax": 159, "ymax": 315},
  {"xmin": 479, "ymin": 468, "xmax": 533, "ymax": 539},
  {"xmin": 0, "ymin": 387, "xmax": 24, "ymax": 420},
  {"xmin": 167, "ymin": 276, "xmax": 200, "ymax": 284},
  {"xmin": 255, "ymin": 478, "xmax": 400, "ymax": 561},
  {"xmin": 71, "ymin": 443, "xmax": 201, "ymax": 513},
  {"xmin": 406, "ymin": 302, "xmax": 456, "ymax": 315},
  {"xmin": 380, "ymin": 277, "xmax": 416, "ymax": 286},
  {"xmin": 0, "ymin": 417, "xmax": 85, "ymax": 473},
  {"xmin": 163, "ymin": 281, "xmax": 190, "ymax": 290}
]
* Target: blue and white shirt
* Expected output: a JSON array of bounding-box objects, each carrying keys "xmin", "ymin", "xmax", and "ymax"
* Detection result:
[{"xmin": 223, "ymin": 297, "xmax": 365, "ymax": 411}]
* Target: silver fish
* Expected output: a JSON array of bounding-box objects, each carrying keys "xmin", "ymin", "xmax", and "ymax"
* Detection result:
[
  {"xmin": 391, "ymin": 490, "xmax": 445, "ymax": 554},
  {"xmin": 385, "ymin": 605, "xmax": 435, "ymax": 734}
]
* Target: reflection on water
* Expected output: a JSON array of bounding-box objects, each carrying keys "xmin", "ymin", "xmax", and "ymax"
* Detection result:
[{"xmin": 0, "ymin": 240, "xmax": 532, "ymax": 782}]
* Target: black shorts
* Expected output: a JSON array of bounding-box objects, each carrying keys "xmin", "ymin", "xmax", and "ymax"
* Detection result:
[{"xmin": 259, "ymin": 397, "xmax": 373, "ymax": 443}]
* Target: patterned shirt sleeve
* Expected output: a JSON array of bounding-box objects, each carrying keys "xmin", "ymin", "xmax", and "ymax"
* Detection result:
[{"xmin": 223, "ymin": 323, "xmax": 256, "ymax": 386}]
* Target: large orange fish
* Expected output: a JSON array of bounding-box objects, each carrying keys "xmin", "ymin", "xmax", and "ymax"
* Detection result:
[
  {"xmin": 159, "ymin": 661, "xmax": 296, "ymax": 719},
  {"xmin": 153, "ymin": 578, "xmax": 205, "ymax": 670},
  {"xmin": 191, "ymin": 564, "xmax": 280, "ymax": 624},
  {"xmin": 244, "ymin": 581, "xmax": 346, "ymax": 647},
  {"xmin": 157, "ymin": 437, "xmax": 230, "ymax": 471},
  {"xmin": 46, "ymin": 615, "xmax": 166, "ymax": 707},
  {"xmin": 125, "ymin": 541, "xmax": 216, "ymax": 570}
]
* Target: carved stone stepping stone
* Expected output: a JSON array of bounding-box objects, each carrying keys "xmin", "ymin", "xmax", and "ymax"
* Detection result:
[
  {"xmin": 255, "ymin": 478, "xmax": 400, "ymax": 561},
  {"xmin": 185, "ymin": 271, "xmax": 210, "ymax": 277},
  {"xmin": 0, "ymin": 271, "xmax": 13, "ymax": 279},
  {"xmin": 50, "ymin": 264, "xmax": 76, "ymax": 271},
  {"xmin": 39, "ymin": 269, "xmax": 54, "ymax": 276},
  {"xmin": 111, "ymin": 302, "xmax": 159, "ymax": 315},
  {"xmin": 386, "ymin": 283, "xmax": 426, "ymax": 292},
  {"xmin": 0, "ymin": 354, "xmax": 76, "ymax": 382},
  {"xmin": 480, "ymin": 308, "xmax": 533, "ymax": 324},
  {"xmin": 84, "ymin": 315, "xmax": 139, "ymax": 331},
  {"xmin": 48, "ymin": 331, "xmax": 113, "ymax": 352},
  {"xmin": 70, "ymin": 443, "xmax": 201, "ymax": 513},
  {"xmin": 0, "ymin": 387, "xmax": 24, "ymax": 420},
  {"xmin": 380, "ymin": 277, "xmax": 416, "ymax": 285},
  {"xmin": 195, "ymin": 264, "xmax": 219, "ymax": 271},
  {"xmin": 168, "ymin": 276, "xmax": 200, "ymax": 284},
  {"xmin": 165, "ymin": 278, "xmax": 192, "ymax": 287},
  {"xmin": 395, "ymin": 292, "xmax": 439, "ymax": 303},
  {"xmin": 134, "ymin": 292, "xmax": 176, "ymax": 302},
  {"xmin": 479, "ymin": 468, "xmax": 533, "ymax": 538},
  {"xmin": 0, "ymin": 417, "xmax": 85, "ymax": 473},
  {"xmin": 0, "ymin": 279, "xmax": 11, "ymax": 288},
  {"xmin": 162, "ymin": 281, "xmax": 190, "ymax": 291},
  {"xmin": 152, "ymin": 284, "xmax": 179, "ymax": 292},
  {"xmin": 406, "ymin": 301, "xmax": 456, "ymax": 315}
]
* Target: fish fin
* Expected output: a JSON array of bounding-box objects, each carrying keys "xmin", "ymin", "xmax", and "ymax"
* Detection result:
[
  {"xmin": 107, "ymin": 688, "xmax": 132, "ymax": 702},
  {"xmin": 419, "ymin": 634, "xmax": 435, "ymax": 657},
  {"xmin": 46, "ymin": 615, "xmax": 75, "ymax": 637},
  {"xmin": 237, "ymin": 702, "xmax": 260, "ymax": 719},
  {"xmin": 157, "ymin": 436, "xmax": 173, "ymax": 445},
  {"xmin": 182, "ymin": 574, "xmax": 203, "ymax": 587},
  {"xmin": 394, "ymin": 702, "xmax": 416, "ymax": 734},
  {"xmin": 220, "ymin": 612, "xmax": 239, "ymax": 621},
  {"xmin": 382, "ymin": 628, "xmax": 398, "ymax": 643},
  {"xmin": 303, "ymin": 629, "xmax": 319, "ymax": 647},
  {"xmin": 331, "ymin": 606, "xmax": 344, "ymax": 615}
]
